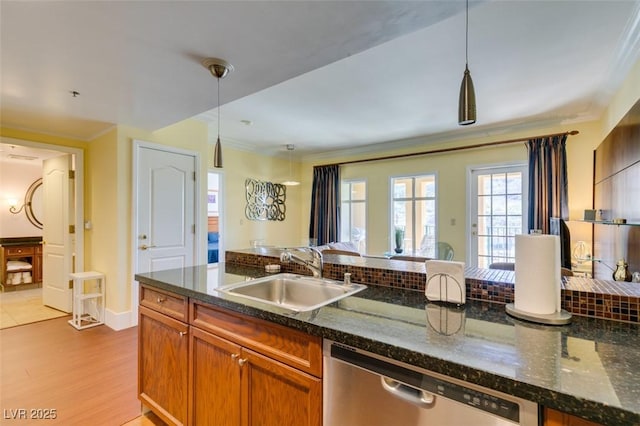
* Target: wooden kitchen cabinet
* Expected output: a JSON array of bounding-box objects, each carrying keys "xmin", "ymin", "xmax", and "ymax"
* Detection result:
[
  {"xmin": 139, "ymin": 285, "xmax": 322, "ymax": 426},
  {"xmin": 190, "ymin": 325, "xmax": 322, "ymax": 426},
  {"xmin": 190, "ymin": 326, "xmax": 242, "ymax": 426},
  {"xmin": 139, "ymin": 304, "xmax": 189, "ymax": 426},
  {"xmin": 544, "ymin": 408, "xmax": 603, "ymax": 426},
  {"xmin": 190, "ymin": 300, "xmax": 322, "ymax": 426},
  {"xmin": 140, "ymin": 285, "xmax": 188, "ymax": 322},
  {"xmin": 242, "ymin": 346, "xmax": 321, "ymax": 426}
]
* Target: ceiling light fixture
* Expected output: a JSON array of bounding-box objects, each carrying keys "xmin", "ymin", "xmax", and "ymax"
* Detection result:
[
  {"xmin": 458, "ymin": 0, "xmax": 476, "ymax": 125},
  {"xmin": 282, "ymin": 144, "xmax": 300, "ymax": 186},
  {"xmin": 203, "ymin": 58, "xmax": 234, "ymax": 168}
]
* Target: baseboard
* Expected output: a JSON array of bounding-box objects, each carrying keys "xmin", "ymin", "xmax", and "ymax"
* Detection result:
[{"xmin": 105, "ymin": 308, "xmax": 135, "ymax": 330}]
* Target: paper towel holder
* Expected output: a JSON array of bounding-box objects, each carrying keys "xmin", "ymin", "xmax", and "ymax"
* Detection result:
[
  {"xmin": 426, "ymin": 273, "xmax": 465, "ymax": 306},
  {"xmin": 505, "ymin": 303, "xmax": 571, "ymax": 325}
]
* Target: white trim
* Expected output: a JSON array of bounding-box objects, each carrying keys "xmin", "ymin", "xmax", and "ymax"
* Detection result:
[
  {"xmin": 104, "ymin": 308, "xmax": 133, "ymax": 331},
  {"xmin": 131, "ymin": 140, "xmax": 201, "ymax": 327},
  {"xmin": 0, "ymin": 136, "xmax": 85, "ymax": 274}
]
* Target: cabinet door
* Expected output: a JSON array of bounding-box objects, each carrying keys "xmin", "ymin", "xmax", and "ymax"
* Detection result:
[
  {"xmin": 242, "ymin": 348, "xmax": 322, "ymax": 426},
  {"xmin": 139, "ymin": 306, "xmax": 189, "ymax": 426},
  {"xmin": 544, "ymin": 408, "xmax": 603, "ymax": 426},
  {"xmin": 190, "ymin": 327, "xmax": 242, "ymax": 426}
]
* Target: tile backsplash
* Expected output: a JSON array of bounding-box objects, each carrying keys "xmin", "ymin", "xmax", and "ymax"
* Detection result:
[{"xmin": 226, "ymin": 249, "xmax": 640, "ymax": 324}]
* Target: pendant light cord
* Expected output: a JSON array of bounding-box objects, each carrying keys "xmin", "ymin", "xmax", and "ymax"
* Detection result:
[
  {"xmin": 217, "ymin": 77, "xmax": 221, "ymax": 139},
  {"xmin": 465, "ymin": 0, "xmax": 469, "ymax": 66}
]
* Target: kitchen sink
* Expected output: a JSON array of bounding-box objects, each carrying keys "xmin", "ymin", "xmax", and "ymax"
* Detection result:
[{"xmin": 219, "ymin": 273, "xmax": 366, "ymax": 312}]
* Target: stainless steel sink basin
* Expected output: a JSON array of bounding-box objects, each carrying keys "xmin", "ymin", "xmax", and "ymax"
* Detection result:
[{"xmin": 219, "ymin": 273, "xmax": 366, "ymax": 312}]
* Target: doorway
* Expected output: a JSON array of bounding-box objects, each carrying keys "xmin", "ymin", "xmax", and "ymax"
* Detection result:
[
  {"xmin": 0, "ymin": 138, "xmax": 84, "ymax": 327},
  {"xmin": 467, "ymin": 163, "xmax": 527, "ymax": 268},
  {"xmin": 207, "ymin": 171, "xmax": 223, "ymax": 263},
  {"xmin": 131, "ymin": 140, "xmax": 200, "ymax": 326},
  {"xmin": 206, "ymin": 170, "xmax": 224, "ymax": 290}
]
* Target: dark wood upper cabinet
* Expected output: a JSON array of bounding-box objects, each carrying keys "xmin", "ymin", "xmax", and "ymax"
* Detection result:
[{"xmin": 593, "ymin": 99, "xmax": 640, "ymax": 279}]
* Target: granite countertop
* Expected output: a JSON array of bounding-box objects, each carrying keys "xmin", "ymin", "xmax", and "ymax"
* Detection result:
[{"xmin": 135, "ymin": 263, "xmax": 640, "ymax": 426}]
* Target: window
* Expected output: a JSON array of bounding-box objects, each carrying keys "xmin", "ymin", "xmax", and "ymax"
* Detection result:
[
  {"xmin": 470, "ymin": 166, "xmax": 527, "ymax": 268},
  {"xmin": 340, "ymin": 180, "xmax": 366, "ymax": 252},
  {"xmin": 391, "ymin": 174, "xmax": 436, "ymax": 256}
]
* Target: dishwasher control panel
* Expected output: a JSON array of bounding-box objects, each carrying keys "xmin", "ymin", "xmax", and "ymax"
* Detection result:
[
  {"xmin": 428, "ymin": 375, "xmax": 519, "ymax": 422},
  {"xmin": 331, "ymin": 343, "xmax": 521, "ymax": 423}
]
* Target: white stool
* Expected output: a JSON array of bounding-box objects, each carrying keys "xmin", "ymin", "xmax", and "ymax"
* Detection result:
[{"xmin": 68, "ymin": 271, "xmax": 105, "ymax": 330}]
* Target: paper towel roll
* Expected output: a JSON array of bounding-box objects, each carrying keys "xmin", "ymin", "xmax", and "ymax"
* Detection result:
[{"xmin": 514, "ymin": 234, "xmax": 560, "ymax": 315}]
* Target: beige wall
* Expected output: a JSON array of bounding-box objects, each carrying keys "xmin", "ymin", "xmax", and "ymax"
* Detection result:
[
  {"xmin": 85, "ymin": 128, "xmax": 120, "ymax": 311},
  {"xmin": 218, "ymin": 146, "xmax": 304, "ymax": 250}
]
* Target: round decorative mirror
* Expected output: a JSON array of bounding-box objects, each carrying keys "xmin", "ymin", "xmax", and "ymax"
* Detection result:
[{"xmin": 25, "ymin": 178, "xmax": 43, "ymax": 229}]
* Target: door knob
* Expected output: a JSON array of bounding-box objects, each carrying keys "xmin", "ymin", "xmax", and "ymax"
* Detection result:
[{"xmin": 139, "ymin": 244, "xmax": 157, "ymax": 250}]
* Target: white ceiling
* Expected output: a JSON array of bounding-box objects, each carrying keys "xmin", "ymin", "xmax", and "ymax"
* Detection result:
[{"xmin": 2, "ymin": 1, "xmax": 639, "ymax": 158}]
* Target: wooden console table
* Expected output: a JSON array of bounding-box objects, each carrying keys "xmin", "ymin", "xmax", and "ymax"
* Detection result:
[{"xmin": 0, "ymin": 237, "xmax": 43, "ymax": 291}]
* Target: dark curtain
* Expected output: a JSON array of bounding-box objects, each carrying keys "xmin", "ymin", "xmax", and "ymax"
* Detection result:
[
  {"xmin": 309, "ymin": 165, "xmax": 340, "ymax": 245},
  {"xmin": 527, "ymin": 134, "xmax": 569, "ymax": 233}
]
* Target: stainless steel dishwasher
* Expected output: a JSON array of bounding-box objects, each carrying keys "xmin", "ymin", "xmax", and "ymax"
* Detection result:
[{"xmin": 323, "ymin": 340, "xmax": 538, "ymax": 426}]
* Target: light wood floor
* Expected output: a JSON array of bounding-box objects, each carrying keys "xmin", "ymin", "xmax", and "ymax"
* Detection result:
[
  {"xmin": 122, "ymin": 411, "xmax": 166, "ymax": 426},
  {"xmin": 1, "ymin": 316, "xmax": 147, "ymax": 425},
  {"xmin": 0, "ymin": 288, "xmax": 68, "ymax": 329}
]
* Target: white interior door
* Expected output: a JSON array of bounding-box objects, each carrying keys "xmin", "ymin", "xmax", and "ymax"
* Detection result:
[
  {"xmin": 42, "ymin": 154, "xmax": 74, "ymax": 312},
  {"xmin": 135, "ymin": 143, "xmax": 197, "ymax": 275}
]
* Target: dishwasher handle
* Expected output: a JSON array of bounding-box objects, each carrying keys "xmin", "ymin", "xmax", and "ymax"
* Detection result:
[{"xmin": 381, "ymin": 377, "xmax": 436, "ymax": 409}]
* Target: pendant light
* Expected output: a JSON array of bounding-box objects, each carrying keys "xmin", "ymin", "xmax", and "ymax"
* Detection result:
[
  {"xmin": 458, "ymin": 0, "xmax": 476, "ymax": 125},
  {"xmin": 282, "ymin": 144, "xmax": 300, "ymax": 186},
  {"xmin": 203, "ymin": 58, "xmax": 234, "ymax": 168}
]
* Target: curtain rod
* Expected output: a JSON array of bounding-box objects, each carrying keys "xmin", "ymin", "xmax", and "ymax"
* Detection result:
[{"xmin": 326, "ymin": 130, "xmax": 579, "ymax": 167}]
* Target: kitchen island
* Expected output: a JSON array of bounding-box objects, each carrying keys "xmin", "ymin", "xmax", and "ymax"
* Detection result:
[{"xmin": 135, "ymin": 263, "xmax": 640, "ymax": 426}]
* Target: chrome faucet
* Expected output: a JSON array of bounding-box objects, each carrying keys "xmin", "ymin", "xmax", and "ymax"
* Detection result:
[{"xmin": 280, "ymin": 247, "xmax": 324, "ymax": 278}]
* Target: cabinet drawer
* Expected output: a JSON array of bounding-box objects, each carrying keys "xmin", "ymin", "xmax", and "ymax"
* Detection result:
[
  {"xmin": 140, "ymin": 286, "xmax": 188, "ymax": 322},
  {"xmin": 190, "ymin": 301, "xmax": 322, "ymax": 377},
  {"xmin": 6, "ymin": 246, "xmax": 35, "ymax": 256}
]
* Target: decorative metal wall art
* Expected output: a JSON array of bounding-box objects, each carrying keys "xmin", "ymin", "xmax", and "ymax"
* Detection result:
[
  {"xmin": 9, "ymin": 178, "xmax": 43, "ymax": 229},
  {"xmin": 245, "ymin": 179, "xmax": 286, "ymax": 221}
]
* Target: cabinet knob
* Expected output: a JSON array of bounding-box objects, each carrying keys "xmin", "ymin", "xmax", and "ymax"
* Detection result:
[
  {"xmin": 157, "ymin": 297, "xmax": 166, "ymax": 303},
  {"xmin": 179, "ymin": 331, "xmax": 187, "ymax": 337},
  {"xmin": 238, "ymin": 358, "xmax": 247, "ymax": 367},
  {"xmin": 231, "ymin": 353, "xmax": 240, "ymax": 360}
]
